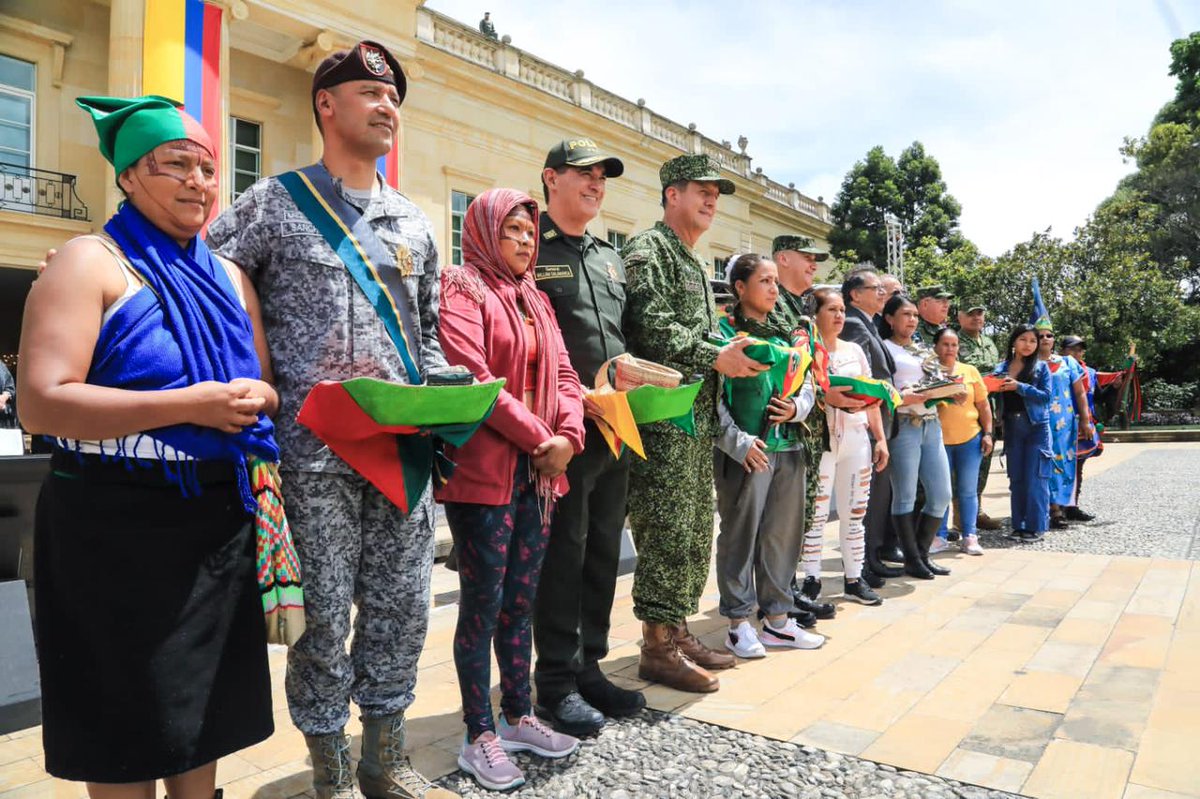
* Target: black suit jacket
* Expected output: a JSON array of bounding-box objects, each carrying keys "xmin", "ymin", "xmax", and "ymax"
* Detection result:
[
  {"xmin": 841, "ymin": 305, "xmax": 897, "ymax": 439},
  {"xmin": 842, "ymin": 305, "xmax": 894, "ymax": 379}
]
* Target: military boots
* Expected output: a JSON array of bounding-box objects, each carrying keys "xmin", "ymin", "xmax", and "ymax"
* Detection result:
[{"xmin": 358, "ymin": 713, "xmax": 459, "ymax": 799}]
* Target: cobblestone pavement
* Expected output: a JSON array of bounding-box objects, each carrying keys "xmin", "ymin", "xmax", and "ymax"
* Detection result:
[
  {"xmin": 977, "ymin": 446, "xmax": 1200, "ymax": 559},
  {"xmin": 437, "ymin": 711, "xmax": 1029, "ymax": 798}
]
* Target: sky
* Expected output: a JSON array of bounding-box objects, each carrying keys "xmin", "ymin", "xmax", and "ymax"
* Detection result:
[{"xmin": 427, "ymin": 0, "xmax": 1198, "ymax": 257}]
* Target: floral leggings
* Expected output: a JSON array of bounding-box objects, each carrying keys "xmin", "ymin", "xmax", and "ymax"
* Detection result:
[
  {"xmin": 802, "ymin": 423, "xmax": 873, "ymax": 581},
  {"xmin": 443, "ymin": 456, "xmax": 553, "ymax": 739}
]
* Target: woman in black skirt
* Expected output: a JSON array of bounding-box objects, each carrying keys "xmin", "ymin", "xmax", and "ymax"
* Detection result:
[{"xmin": 17, "ymin": 96, "xmax": 278, "ymax": 798}]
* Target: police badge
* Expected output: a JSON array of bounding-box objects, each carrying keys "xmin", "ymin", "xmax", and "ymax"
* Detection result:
[
  {"xmin": 361, "ymin": 45, "xmax": 388, "ymax": 77},
  {"xmin": 396, "ymin": 242, "xmax": 414, "ymax": 276}
]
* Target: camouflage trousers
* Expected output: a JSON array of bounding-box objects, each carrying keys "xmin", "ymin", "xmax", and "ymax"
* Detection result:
[
  {"xmin": 282, "ymin": 470, "xmax": 435, "ymax": 736},
  {"xmin": 628, "ymin": 432, "xmax": 716, "ymax": 624}
]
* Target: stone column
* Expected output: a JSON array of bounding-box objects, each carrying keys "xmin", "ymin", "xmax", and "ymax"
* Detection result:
[{"xmin": 105, "ymin": 0, "xmax": 143, "ymax": 216}]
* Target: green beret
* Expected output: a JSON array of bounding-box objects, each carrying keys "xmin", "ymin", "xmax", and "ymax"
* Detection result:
[
  {"xmin": 659, "ymin": 154, "xmax": 734, "ymax": 194},
  {"xmin": 772, "ymin": 234, "xmax": 828, "ymax": 262},
  {"xmin": 76, "ymin": 95, "xmax": 214, "ymax": 175},
  {"xmin": 916, "ymin": 284, "xmax": 953, "ymax": 300}
]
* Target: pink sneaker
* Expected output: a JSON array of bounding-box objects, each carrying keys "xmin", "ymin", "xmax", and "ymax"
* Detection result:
[
  {"xmin": 497, "ymin": 714, "xmax": 580, "ymax": 758},
  {"xmin": 458, "ymin": 730, "xmax": 525, "ymax": 791}
]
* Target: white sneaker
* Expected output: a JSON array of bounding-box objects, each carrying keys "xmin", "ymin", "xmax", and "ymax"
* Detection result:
[
  {"xmin": 929, "ymin": 537, "xmax": 950, "ymax": 555},
  {"xmin": 725, "ymin": 620, "xmax": 767, "ymax": 658},
  {"xmin": 960, "ymin": 535, "xmax": 984, "ymax": 555},
  {"xmin": 760, "ymin": 618, "xmax": 825, "ymax": 650}
]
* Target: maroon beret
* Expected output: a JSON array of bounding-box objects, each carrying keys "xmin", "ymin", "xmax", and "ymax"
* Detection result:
[{"xmin": 312, "ymin": 40, "xmax": 407, "ymax": 110}]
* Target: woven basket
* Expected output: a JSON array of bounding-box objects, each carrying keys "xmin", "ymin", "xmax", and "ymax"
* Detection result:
[{"xmin": 594, "ymin": 354, "xmax": 683, "ymax": 392}]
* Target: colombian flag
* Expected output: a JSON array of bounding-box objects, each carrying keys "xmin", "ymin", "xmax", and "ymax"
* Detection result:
[
  {"xmin": 142, "ymin": 0, "xmax": 223, "ymax": 196},
  {"xmin": 377, "ymin": 144, "xmax": 400, "ymax": 189},
  {"xmin": 297, "ymin": 378, "xmax": 503, "ymax": 515}
]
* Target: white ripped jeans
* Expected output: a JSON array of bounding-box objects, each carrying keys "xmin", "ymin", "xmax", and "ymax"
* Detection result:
[{"xmin": 802, "ymin": 421, "xmax": 873, "ymax": 581}]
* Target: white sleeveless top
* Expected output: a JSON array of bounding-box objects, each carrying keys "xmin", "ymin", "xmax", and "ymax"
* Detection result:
[
  {"xmin": 60, "ymin": 235, "xmax": 248, "ymax": 460},
  {"xmin": 826, "ymin": 339, "xmax": 871, "ymax": 440}
]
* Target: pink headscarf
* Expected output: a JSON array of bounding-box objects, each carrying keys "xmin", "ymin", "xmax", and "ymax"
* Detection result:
[{"xmin": 459, "ymin": 188, "xmax": 565, "ymax": 505}]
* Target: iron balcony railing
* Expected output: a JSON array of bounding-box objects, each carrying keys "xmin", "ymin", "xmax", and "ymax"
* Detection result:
[{"xmin": 0, "ymin": 162, "xmax": 90, "ymax": 222}]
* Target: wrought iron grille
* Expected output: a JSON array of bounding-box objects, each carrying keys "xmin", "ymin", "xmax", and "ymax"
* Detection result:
[{"xmin": 0, "ymin": 162, "xmax": 90, "ymax": 222}]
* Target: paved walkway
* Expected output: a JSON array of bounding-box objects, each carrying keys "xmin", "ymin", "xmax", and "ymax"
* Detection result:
[{"xmin": 2, "ymin": 442, "xmax": 1198, "ymax": 799}]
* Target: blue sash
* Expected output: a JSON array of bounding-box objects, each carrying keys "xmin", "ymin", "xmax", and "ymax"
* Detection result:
[
  {"xmin": 84, "ymin": 203, "xmax": 279, "ymax": 508},
  {"xmin": 277, "ymin": 165, "xmax": 422, "ymax": 384}
]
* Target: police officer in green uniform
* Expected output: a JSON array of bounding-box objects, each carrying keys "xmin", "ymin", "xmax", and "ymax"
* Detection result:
[
  {"xmin": 622, "ymin": 154, "xmax": 767, "ymax": 694},
  {"xmin": 531, "ymin": 138, "xmax": 646, "ymax": 734},
  {"xmin": 914, "ymin": 284, "xmax": 952, "ymax": 345},
  {"xmin": 956, "ymin": 301, "xmax": 1003, "ymax": 531}
]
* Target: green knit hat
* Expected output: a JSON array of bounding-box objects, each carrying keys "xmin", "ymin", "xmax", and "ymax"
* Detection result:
[{"xmin": 76, "ymin": 95, "xmax": 214, "ymax": 175}]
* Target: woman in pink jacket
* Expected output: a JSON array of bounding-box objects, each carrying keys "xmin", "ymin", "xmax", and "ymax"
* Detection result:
[{"xmin": 437, "ymin": 188, "xmax": 585, "ymax": 791}]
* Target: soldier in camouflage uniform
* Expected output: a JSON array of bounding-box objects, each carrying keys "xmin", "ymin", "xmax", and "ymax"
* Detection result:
[
  {"xmin": 914, "ymin": 284, "xmax": 952, "ymax": 345},
  {"xmin": 207, "ymin": 42, "xmax": 457, "ymax": 799},
  {"xmin": 768, "ymin": 235, "xmax": 840, "ymax": 621},
  {"xmin": 621, "ymin": 154, "xmax": 767, "ymax": 693},
  {"xmin": 956, "ymin": 302, "xmax": 1003, "ymax": 531}
]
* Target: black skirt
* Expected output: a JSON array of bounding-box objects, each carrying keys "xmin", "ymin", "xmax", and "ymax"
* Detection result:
[{"xmin": 33, "ymin": 453, "xmax": 273, "ymax": 782}]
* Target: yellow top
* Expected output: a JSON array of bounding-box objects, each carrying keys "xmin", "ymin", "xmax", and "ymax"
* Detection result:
[{"xmin": 937, "ymin": 362, "xmax": 989, "ymax": 446}]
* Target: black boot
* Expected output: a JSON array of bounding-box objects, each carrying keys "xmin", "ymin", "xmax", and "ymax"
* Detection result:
[
  {"xmin": 865, "ymin": 535, "xmax": 903, "ymax": 579},
  {"xmin": 877, "ymin": 522, "xmax": 905, "ymax": 565},
  {"xmin": 917, "ymin": 513, "xmax": 951, "ymax": 576},
  {"xmin": 894, "ymin": 512, "xmax": 933, "ymax": 580},
  {"xmin": 790, "ymin": 575, "xmax": 836, "ymax": 619}
]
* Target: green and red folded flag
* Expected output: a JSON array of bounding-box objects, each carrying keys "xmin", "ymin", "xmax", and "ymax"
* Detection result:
[
  {"xmin": 829, "ymin": 374, "xmax": 902, "ymax": 410},
  {"xmin": 297, "ymin": 378, "xmax": 504, "ymax": 515},
  {"xmin": 587, "ymin": 381, "xmax": 705, "ymax": 457}
]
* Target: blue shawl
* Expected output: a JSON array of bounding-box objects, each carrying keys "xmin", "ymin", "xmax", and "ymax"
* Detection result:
[{"xmin": 80, "ymin": 203, "xmax": 278, "ymax": 507}]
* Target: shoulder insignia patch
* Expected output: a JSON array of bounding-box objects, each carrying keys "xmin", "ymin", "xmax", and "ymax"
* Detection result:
[{"xmin": 396, "ymin": 242, "xmax": 414, "ymax": 277}]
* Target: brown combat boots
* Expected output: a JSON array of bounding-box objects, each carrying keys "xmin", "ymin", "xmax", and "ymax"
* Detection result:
[
  {"xmin": 304, "ymin": 731, "xmax": 363, "ymax": 799},
  {"xmin": 638, "ymin": 622, "xmax": 719, "ymax": 693},
  {"xmin": 670, "ymin": 621, "xmax": 735, "ymax": 670}
]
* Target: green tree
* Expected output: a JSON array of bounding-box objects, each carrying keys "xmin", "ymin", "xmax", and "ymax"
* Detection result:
[
  {"xmin": 827, "ymin": 146, "xmax": 900, "ymax": 265},
  {"xmin": 828, "ymin": 142, "xmax": 965, "ymax": 264},
  {"xmin": 896, "ymin": 142, "xmax": 966, "ymax": 253},
  {"xmin": 1154, "ymin": 31, "xmax": 1200, "ymax": 127}
]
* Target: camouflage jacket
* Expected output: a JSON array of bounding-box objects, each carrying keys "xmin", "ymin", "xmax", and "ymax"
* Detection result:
[
  {"xmin": 915, "ymin": 317, "xmax": 945, "ymax": 346},
  {"xmin": 621, "ymin": 221, "xmax": 720, "ymax": 437},
  {"xmin": 207, "ymin": 167, "xmax": 448, "ymax": 474},
  {"xmin": 958, "ymin": 331, "xmax": 1000, "ymax": 373}
]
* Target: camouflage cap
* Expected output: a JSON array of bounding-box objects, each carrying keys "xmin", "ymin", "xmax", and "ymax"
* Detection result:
[
  {"xmin": 916, "ymin": 284, "xmax": 953, "ymax": 300},
  {"xmin": 958, "ymin": 300, "xmax": 986, "ymax": 313},
  {"xmin": 659, "ymin": 154, "xmax": 735, "ymax": 194},
  {"xmin": 544, "ymin": 137, "xmax": 625, "ymax": 177},
  {"xmin": 772, "ymin": 234, "xmax": 828, "ymax": 262}
]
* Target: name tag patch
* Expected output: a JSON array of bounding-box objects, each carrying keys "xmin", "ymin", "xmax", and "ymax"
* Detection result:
[
  {"xmin": 684, "ymin": 278, "xmax": 703, "ymax": 293},
  {"xmin": 535, "ymin": 264, "xmax": 574, "ymax": 281}
]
